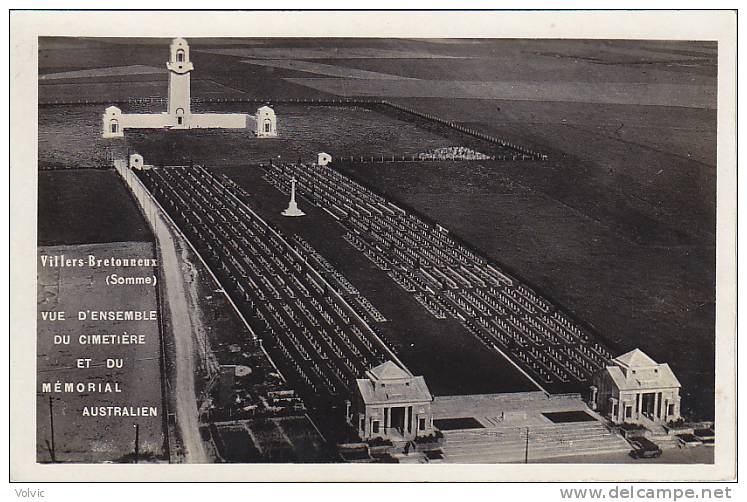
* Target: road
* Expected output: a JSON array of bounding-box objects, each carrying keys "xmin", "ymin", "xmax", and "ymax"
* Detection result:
[
  {"xmin": 546, "ymin": 445, "xmax": 715, "ymax": 464},
  {"xmin": 117, "ymin": 163, "xmax": 209, "ymax": 463},
  {"xmin": 156, "ymin": 217, "xmax": 209, "ymax": 463}
]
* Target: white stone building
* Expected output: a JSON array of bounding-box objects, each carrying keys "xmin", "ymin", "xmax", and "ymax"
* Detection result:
[
  {"xmin": 351, "ymin": 361, "xmax": 435, "ymax": 441},
  {"xmin": 102, "ymin": 38, "xmax": 249, "ymax": 138},
  {"xmin": 592, "ymin": 348, "xmax": 682, "ymax": 425},
  {"xmin": 128, "ymin": 153, "xmax": 147, "ymax": 170},
  {"xmin": 255, "ymin": 105, "xmax": 277, "ymax": 137},
  {"xmin": 317, "ymin": 152, "xmax": 332, "ymax": 166}
]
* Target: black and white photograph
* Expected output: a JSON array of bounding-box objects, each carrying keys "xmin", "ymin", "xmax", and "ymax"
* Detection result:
[{"xmin": 9, "ymin": 8, "xmax": 738, "ymax": 486}]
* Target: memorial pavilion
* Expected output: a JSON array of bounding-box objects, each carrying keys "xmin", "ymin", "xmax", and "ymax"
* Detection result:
[
  {"xmin": 351, "ymin": 361, "xmax": 435, "ymax": 441},
  {"xmin": 592, "ymin": 348, "xmax": 681, "ymax": 425}
]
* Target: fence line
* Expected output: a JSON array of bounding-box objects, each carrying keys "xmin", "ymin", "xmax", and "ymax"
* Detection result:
[
  {"xmin": 378, "ymin": 100, "xmax": 546, "ymax": 160},
  {"xmin": 335, "ymin": 153, "xmax": 542, "ymax": 164}
]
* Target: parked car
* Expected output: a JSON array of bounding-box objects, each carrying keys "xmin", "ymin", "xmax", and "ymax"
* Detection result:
[{"xmin": 629, "ymin": 437, "xmax": 663, "ymax": 459}]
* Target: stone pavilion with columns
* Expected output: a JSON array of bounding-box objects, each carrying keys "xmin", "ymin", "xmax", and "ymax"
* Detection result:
[
  {"xmin": 592, "ymin": 348, "xmax": 682, "ymax": 425},
  {"xmin": 351, "ymin": 361, "xmax": 435, "ymax": 442}
]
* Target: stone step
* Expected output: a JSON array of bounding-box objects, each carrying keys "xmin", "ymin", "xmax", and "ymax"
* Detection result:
[
  {"xmin": 648, "ymin": 434, "xmax": 682, "ymax": 449},
  {"xmin": 442, "ymin": 421, "xmax": 609, "ymax": 433},
  {"xmin": 443, "ymin": 435, "xmax": 630, "ymax": 453},
  {"xmin": 442, "ymin": 425, "xmax": 613, "ymax": 443},
  {"xmin": 443, "ymin": 444, "xmax": 630, "ymax": 461},
  {"xmin": 439, "ymin": 421, "xmax": 631, "ymax": 463},
  {"xmin": 443, "ymin": 435, "xmax": 628, "ymax": 454},
  {"xmin": 391, "ymin": 452, "xmax": 428, "ymax": 464},
  {"xmin": 445, "ymin": 437, "xmax": 623, "ymax": 453},
  {"xmin": 443, "ymin": 425, "xmax": 611, "ymax": 438},
  {"xmin": 443, "ymin": 443, "xmax": 630, "ymax": 463}
]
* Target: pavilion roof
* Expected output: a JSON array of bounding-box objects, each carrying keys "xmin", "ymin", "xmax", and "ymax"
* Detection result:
[
  {"xmin": 605, "ymin": 349, "xmax": 681, "ymax": 391},
  {"xmin": 613, "ymin": 348, "xmax": 658, "ymax": 368},
  {"xmin": 356, "ymin": 361, "xmax": 432, "ymax": 405}
]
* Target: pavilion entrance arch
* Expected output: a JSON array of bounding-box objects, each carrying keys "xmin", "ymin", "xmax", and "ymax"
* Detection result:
[
  {"xmin": 641, "ymin": 392, "xmax": 659, "ymax": 419},
  {"xmin": 390, "ymin": 406, "xmax": 407, "ymax": 436}
]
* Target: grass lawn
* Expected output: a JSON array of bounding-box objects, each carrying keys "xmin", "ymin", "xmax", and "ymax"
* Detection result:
[
  {"xmin": 38, "ymin": 169, "xmax": 152, "ymax": 245},
  {"xmin": 338, "ymin": 160, "xmax": 715, "ymax": 420}
]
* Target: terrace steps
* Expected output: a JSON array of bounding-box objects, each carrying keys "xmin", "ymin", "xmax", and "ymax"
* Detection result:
[{"xmin": 440, "ymin": 421, "xmax": 630, "ymax": 463}]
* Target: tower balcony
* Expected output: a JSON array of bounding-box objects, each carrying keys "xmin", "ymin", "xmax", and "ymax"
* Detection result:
[{"xmin": 167, "ymin": 60, "xmax": 193, "ymax": 74}]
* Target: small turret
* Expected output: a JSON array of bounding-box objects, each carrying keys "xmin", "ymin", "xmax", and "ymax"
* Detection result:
[
  {"xmin": 256, "ymin": 106, "xmax": 278, "ymax": 137},
  {"xmin": 102, "ymin": 106, "xmax": 123, "ymax": 138}
]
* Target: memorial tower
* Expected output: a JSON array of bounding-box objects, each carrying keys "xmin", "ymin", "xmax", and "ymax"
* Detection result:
[{"xmin": 166, "ymin": 37, "xmax": 194, "ymax": 124}]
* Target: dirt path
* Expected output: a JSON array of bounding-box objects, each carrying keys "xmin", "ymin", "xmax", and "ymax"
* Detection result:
[
  {"xmin": 180, "ymin": 249, "xmax": 219, "ymax": 379},
  {"xmin": 155, "ymin": 213, "xmax": 209, "ymax": 463},
  {"xmin": 115, "ymin": 163, "xmax": 209, "ymax": 463}
]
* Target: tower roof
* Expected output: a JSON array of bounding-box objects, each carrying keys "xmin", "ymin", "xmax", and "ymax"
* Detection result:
[{"xmin": 171, "ymin": 37, "xmax": 188, "ymax": 47}]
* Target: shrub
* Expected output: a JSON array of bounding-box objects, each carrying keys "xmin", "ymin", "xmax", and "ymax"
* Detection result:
[
  {"xmin": 367, "ymin": 437, "xmax": 393, "ymax": 447},
  {"xmin": 414, "ymin": 433, "xmax": 442, "ymax": 444}
]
